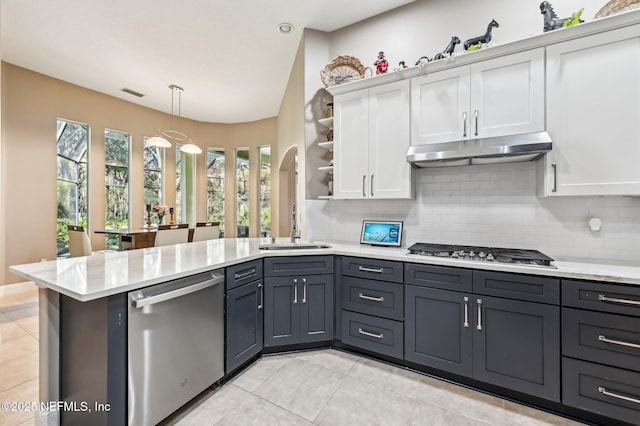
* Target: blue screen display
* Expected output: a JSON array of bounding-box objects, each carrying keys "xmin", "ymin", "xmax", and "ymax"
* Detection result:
[{"xmin": 362, "ymin": 222, "xmax": 402, "ymax": 245}]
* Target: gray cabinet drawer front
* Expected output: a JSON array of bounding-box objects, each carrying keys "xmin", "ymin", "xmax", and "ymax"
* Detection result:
[
  {"xmin": 405, "ymin": 263, "xmax": 472, "ymax": 292},
  {"xmin": 226, "ymin": 260, "xmax": 263, "ymax": 290},
  {"xmin": 563, "ymin": 358, "xmax": 640, "ymax": 425},
  {"xmin": 342, "ymin": 276, "xmax": 404, "ymax": 320},
  {"xmin": 562, "ymin": 280, "xmax": 640, "ymax": 317},
  {"xmin": 563, "ymin": 308, "xmax": 640, "ymax": 372},
  {"xmin": 264, "ymin": 256, "xmax": 333, "ymax": 277},
  {"xmin": 473, "ymin": 271, "xmax": 559, "ymax": 304},
  {"xmin": 341, "ymin": 257, "xmax": 403, "ymax": 283},
  {"xmin": 341, "ymin": 310, "xmax": 404, "ymax": 359}
]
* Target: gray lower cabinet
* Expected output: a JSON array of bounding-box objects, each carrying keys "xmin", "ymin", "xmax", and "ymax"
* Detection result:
[
  {"xmin": 405, "ymin": 285, "xmax": 472, "ymax": 377},
  {"xmin": 264, "ymin": 256, "xmax": 334, "ymax": 347},
  {"xmin": 561, "ymin": 279, "xmax": 640, "ymax": 423},
  {"xmin": 340, "ymin": 257, "xmax": 404, "ymax": 359},
  {"xmin": 405, "ymin": 264, "xmax": 561, "ymax": 402},
  {"xmin": 225, "ymin": 260, "xmax": 264, "ymax": 374},
  {"xmin": 264, "ymin": 274, "xmax": 334, "ymax": 347}
]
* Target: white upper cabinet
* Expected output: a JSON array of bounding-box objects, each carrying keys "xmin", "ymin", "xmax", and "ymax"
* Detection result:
[
  {"xmin": 411, "ymin": 48, "xmax": 545, "ymax": 145},
  {"xmin": 333, "ymin": 80, "xmax": 412, "ymax": 200},
  {"xmin": 542, "ymin": 24, "xmax": 640, "ymax": 196}
]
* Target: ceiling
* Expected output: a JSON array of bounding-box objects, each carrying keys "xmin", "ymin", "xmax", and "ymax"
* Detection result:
[{"xmin": 1, "ymin": 0, "xmax": 415, "ymax": 123}]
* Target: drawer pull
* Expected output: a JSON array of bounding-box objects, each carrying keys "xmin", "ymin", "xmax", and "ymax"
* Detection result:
[
  {"xmin": 234, "ymin": 268, "xmax": 256, "ymax": 280},
  {"xmin": 599, "ymin": 334, "xmax": 640, "ymax": 350},
  {"xmin": 598, "ymin": 294, "xmax": 640, "ymax": 306},
  {"xmin": 358, "ymin": 266, "xmax": 384, "ymax": 274},
  {"xmin": 463, "ymin": 296, "xmax": 469, "ymax": 328},
  {"xmin": 358, "ymin": 293, "xmax": 384, "ymax": 303},
  {"xmin": 598, "ymin": 386, "xmax": 640, "ymax": 405},
  {"xmin": 358, "ymin": 328, "xmax": 383, "ymax": 339},
  {"xmin": 476, "ymin": 298, "xmax": 483, "ymax": 331},
  {"xmin": 293, "ymin": 279, "xmax": 298, "ymax": 304}
]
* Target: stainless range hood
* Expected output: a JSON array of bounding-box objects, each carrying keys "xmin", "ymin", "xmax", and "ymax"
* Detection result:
[{"xmin": 406, "ymin": 132, "xmax": 552, "ymax": 168}]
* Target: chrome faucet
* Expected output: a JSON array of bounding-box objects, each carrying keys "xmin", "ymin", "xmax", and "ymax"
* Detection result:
[{"xmin": 290, "ymin": 203, "xmax": 301, "ymax": 243}]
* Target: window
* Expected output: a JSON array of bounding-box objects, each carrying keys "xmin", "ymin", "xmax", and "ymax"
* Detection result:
[
  {"xmin": 105, "ymin": 130, "xmax": 130, "ymax": 248},
  {"xmin": 175, "ymin": 144, "xmax": 182, "ymax": 223},
  {"xmin": 144, "ymin": 138, "xmax": 163, "ymax": 215},
  {"xmin": 236, "ymin": 148, "xmax": 249, "ymax": 237},
  {"xmin": 259, "ymin": 146, "xmax": 271, "ymax": 237},
  {"xmin": 207, "ymin": 148, "xmax": 225, "ymax": 232},
  {"xmin": 56, "ymin": 120, "xmax": 88, "ymax": 257}
]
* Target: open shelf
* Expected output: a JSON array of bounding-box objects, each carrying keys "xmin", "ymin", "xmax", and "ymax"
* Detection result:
[
  {"xmin": 318, "ymin": 141, "xmax": 334, "ymax": 151},
  {"xmin": 318, "ymin": 165, "xmax": 333, "ymax": 174},
  {"xmin": 318, "ymin": 117, "xmax": 334, "ymax": 128},
  {"xmin": 318, "ymin": 195, "xmax": 333, "ymax": 200}
]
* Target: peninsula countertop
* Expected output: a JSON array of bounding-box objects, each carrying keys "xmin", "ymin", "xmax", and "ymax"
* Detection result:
[{"xmin": 10, "ymin": 238, "xmax": 640, "ymax": 301}]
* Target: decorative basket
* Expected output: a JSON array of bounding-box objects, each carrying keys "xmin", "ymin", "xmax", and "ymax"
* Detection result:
[
  {"xmin": 320, "ymin": 55, "xmax": 370, "ymax": 87},
  {"xmin": 594, "ymin": 0, "xmax": 640, "ymax": 18}
]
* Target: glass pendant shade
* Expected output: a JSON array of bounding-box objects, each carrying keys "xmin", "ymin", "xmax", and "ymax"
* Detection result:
[
  {"xmin": 147, "ymin": 135, "xmax": 172, "ymax": 148},
  {"xmin": 180, "ymin": 143, "xmax": 203, "ymax": 154}
]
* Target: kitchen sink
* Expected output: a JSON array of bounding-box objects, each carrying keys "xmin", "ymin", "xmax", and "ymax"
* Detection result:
[{"xmin": 258, "ymin": 243, "xmax": 332, "ymax": 250}]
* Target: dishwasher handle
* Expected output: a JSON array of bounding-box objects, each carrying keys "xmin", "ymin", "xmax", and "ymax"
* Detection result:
[{"xmin": 131, "ymin": 271, "xmax": 224, "ymax": 308}]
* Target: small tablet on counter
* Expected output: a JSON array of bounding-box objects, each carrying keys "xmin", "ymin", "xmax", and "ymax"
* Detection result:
[{"xmin": 360, "ymin": 220, "xmax": 403, "ymax": 247}]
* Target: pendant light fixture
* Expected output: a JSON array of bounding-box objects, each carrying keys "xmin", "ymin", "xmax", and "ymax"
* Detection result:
[{"xmin": 147, "ymin": 85, "xmax": 202, "ymax": 154}]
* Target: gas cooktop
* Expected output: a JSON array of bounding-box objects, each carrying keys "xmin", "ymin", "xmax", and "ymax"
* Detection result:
[{"xmin": 407, "ymin": 243, "xmax": 555, "ymax": 267}]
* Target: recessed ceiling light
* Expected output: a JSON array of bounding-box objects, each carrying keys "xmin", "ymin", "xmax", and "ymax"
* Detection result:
[{"xmin": 277, "ymin": 22, "xmax": 294, "ymax": 34}]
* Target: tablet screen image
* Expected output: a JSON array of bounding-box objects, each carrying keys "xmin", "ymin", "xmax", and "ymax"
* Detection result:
[{"xmin": 360, "ymin": 221, "xmax": 403, "ymax": 247}]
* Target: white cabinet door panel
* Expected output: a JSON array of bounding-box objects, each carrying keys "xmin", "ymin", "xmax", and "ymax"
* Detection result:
[
  {"xmin": 411, "ymin": 67, "xmax": 470, "ymax": 145},
  {"xmin": 471, "ymin": 48, "xmax": 545, "ymax": 138},
  {"xmin": 369, "ymin": 80, "xmax": 412, "ymax": 199},
  {"xmin": 545, "ymin": 25, "xmax": 640, "ymax": 196},
  {"xmin": 333, "ymin": 89, "xmax": 369, "ymax": 199}
]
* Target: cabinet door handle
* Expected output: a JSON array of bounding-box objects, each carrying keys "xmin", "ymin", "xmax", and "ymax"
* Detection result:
[
  {"xmin": 358, "ymin": 265, "xmax": 383, "ymax": 273},
  {"xmin": 302, "ymin": 278, "xmax": 307, "ymax": 304},
  {"xmin": 293, "ymin": 278, "xmax": 298, "ymax": 304},
  {"xmin": 474, "ymin": 109, "xmax": 479, "ymax": 136},
  {"xmin": 598, "ymin": 294, "xmax": 640, "ymax": 306},
  {"xmin": 363, "ymin": 175, "xmax": 366, "ymax": 197},
  {"xmin": 599, "ymin": 335, "xmax": 640, "ymax": 350},
  {"xmin": 598, "ymin": 386, "xmax": 640, "ymax": 405},
  {"xmin": 463, "ymin": 111, "xmax": 468, "ymax": 137},
  {"xmin": 234, "ymin": 268, "xmax": 256, "ymax": 280},
  {"xmin": 551, "ymin": 163, "xmax": 557, "ymax": 193},
  {"xmin": 358, "ymin": 328, "xmax": 384, "ymax": 339},
  {"xmin": 463, "ymin": 296, "xmax": 469, "ymax": 328},
  {"xmin": 370, "ymin": 175, "xmax": 374, "ymax": 197},
  {"xmin": 358, "ymin": 293, "xmax": 384, "ymax": 303},
  {"xmin": 476, "ymin": 298, "xmax": 483, "ymax": 330},
  {"xmin": 257, "ymin": 282, "xmax": 263, "ymax": 310}
]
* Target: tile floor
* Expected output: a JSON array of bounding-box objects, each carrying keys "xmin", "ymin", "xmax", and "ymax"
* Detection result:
[{"xmin": 0, "ymin": 283, "xmax": 585, "ymax": 426}]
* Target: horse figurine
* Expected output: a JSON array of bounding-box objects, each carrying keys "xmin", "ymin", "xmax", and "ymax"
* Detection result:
[
  {"xmin": 433, "ymin": 36, "xmax": 461, "ymax": 61},
  {"xmin": 463, "ymin": 19, "xmax": 499, "ymax": 51},
  {"xmin": 540, "ymin": 1, "xmax": 583, "ymax": 32}
]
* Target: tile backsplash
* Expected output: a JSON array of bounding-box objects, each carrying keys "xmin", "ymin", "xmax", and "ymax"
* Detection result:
[{"xmin": 306, "ymin": 162, "xmax": 640, "ymax": 264}]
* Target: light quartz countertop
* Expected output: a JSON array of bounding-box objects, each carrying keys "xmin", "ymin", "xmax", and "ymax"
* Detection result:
[{"xmin": 10, "ymin": 238, "xmax": 640, "ymax": 301}]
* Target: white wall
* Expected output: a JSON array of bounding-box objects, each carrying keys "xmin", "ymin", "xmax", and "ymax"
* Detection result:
[{"xmin": 304, "ymin": 0, "xmax": 640, "ymax": 264}]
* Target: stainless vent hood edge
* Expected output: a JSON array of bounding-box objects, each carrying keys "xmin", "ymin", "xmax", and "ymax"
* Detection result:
[{"xmin": 406, "ymin": 132, "xmax": 552, "ymax": 168}]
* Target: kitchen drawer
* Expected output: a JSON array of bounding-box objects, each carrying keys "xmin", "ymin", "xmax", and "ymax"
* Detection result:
[
  {"xmin": 562, "ymin": 308, "xmax": 640, "ymax": 373},
  {"xmin": 562, "ymin": 280, "xmax": 640, "ymax": 317},
  {"xmin": 473, "ymin": 271, "xmax": 559, "ymax": 305},
  {"xmin": 342, "ymin": 276, "xmax": 403, "ymax": 320},
  {"xmin": 405, "ymin": 263, "xmax": 472, "ymax": 292},
  {"xmin": 341, "ymin": 310, "xmax": 403, "ymax": 359},
  {"xmin": 563, "ymin": 357, "xmax": 640, "ymax": 425},
  {"xmin": 341, "ymin": 257, "xmax": 403, "ymax": 283},
  {"xmin": 226, "ymin": 260, "xmax": 263, "ymax": 290},
  {"xmin": 264, "ymin": 256, "xmax": 333, "ymax": 277}
]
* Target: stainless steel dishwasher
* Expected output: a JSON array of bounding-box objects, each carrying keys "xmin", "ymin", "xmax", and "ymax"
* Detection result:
[{"xmin": 128, "ymin": 269, "xmax": 225, "ymax": 426}]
